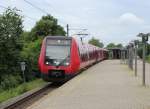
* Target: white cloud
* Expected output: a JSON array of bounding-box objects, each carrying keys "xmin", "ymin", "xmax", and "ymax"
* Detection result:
[
  {"xmin": 118, "ymin": 13, "xmax": 144, "ymax": 24},
  {"xmin": 2, "ymin": 0, "xmax": 150, "ymax": 45}
]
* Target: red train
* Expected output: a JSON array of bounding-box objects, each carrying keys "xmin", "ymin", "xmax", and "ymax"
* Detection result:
[{"xmin": 38, "ymin": 36, "xmax": 108, "ymax": 82}]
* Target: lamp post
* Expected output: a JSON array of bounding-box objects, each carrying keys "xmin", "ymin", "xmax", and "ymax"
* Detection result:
[
  {"xmin": 137, "ymin": 33, "xmax": 150, "ymax": 86},
  {"xmin": 134, "ymin": 40, "xmax": 139, "ymax": 77},
  {"xmin": 127, "ymin": 44, "xmax": 131, "ymax": 69},
  {"xmin": 126, "ymin": 45, "xmax": 130, "ymax": 66},
  {"xmin": 129, "ymin": 42, "xmax": 134, "ymax": 70}
]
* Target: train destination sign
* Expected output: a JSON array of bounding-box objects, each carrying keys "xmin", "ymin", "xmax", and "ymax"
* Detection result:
[{"xmin": 46, "ymin": 39, "xmax": 71, "ymax": 46}]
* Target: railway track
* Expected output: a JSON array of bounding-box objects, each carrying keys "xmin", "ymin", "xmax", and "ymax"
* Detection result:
[
  {"xmin": 0, "ymin": 82, "xmax": 63, "ymax": 109},
  {"xmin": 0, "ymin": 61, "xmax": 103, "ymax": 109}
]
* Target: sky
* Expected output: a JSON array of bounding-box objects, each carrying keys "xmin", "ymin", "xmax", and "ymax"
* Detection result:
[{"xmin": 0, "ymin": 0, "xmax": 150, "ymax": 46}]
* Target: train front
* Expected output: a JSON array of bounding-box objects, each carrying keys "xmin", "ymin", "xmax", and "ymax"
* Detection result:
[{"xmin": 39, "ymin": 36, "xmax": 80, "ymax": 82}]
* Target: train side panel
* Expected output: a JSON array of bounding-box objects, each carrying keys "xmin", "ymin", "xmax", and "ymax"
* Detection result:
[
  {"xmin": 38, "ymin": 38, "xmax": 46, "ymax": 73},
  {"xmin": 38, "ymin": 36, "xmax": 108, "ymax": 82},
  {"xmin": 67, "ymin": 38, "xmax": 80, "ymax": 74}
]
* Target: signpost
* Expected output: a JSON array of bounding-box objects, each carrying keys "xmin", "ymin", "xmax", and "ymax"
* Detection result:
[{"xmin": 20, "ymin": 62, "xmax": 26, "ymax": 83}]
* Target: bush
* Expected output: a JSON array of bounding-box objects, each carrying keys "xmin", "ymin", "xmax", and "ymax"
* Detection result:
[
  {"xmin": 0, "ymin": 79, "xmax": 45, "ymax": 103},
  {"xmin": 20, "ymin": 38, "xmax": 43, "ymax": 80},
  {"xmin": 0, "ymin": 74, "xmax": 22, "ymax": 91}
]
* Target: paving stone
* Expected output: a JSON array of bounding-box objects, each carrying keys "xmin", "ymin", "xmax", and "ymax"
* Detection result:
[{"xmin": 27, "ymin": 60, "xmax": 150, "ymax": 109}]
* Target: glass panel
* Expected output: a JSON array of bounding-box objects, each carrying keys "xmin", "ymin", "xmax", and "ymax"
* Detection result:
[
  {"xmin": 45, "ymin": 39, "xmax": 71, "ymax": 66},
  {"xmin": 46, "ymin": 45, "xmax": 70, "ymax": 60}
]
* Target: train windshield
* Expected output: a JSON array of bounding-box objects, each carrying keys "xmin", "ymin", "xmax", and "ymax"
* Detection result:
[{"xmin": 45, "ymin": 39, "xmax": 71, "ymax": 66}]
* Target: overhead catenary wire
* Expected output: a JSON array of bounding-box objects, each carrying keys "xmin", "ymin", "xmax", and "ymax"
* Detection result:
[
  {"xmin": 22, "ymin": 14, "xmax": 37, "ymax": 21},
  {"xmin": 22, "ymin": 0, "xmax": 67, "ymax": 26},
  {"xmin": 0, "ymin": 2, "xmax": 68, "ymax": 31},
  {"xmin": 1, "ymin": 1, "xmax": 83, "ymax": 35},
  {"xmin": 42, "ymin": 1, "xmax": 66, "ymax": 22},
  {"xmin": 23, "ymin": 0, "xmax": 49, "ymax": 15},
  {"xmin": 23, "ymin": 0, "xmax": 69, "ymax": 31}
]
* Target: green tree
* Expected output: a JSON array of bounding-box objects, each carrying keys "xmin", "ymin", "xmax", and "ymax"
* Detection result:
[
  {"xmin": 106, "ymin": 43, "xmax": 116, "ymax": 48},
  {"xmin": 116, "ymin": 43, "xmax": 123, "ymax": 48},
  {"xmin": 0, "ymin": 8, "xmax": 23, "ymax": 89},
  {"xmin": 21, "ymin": 38, "xmax": 42, "ymax": 80},
  {"xmin": 88, "ymin": 37, "xmax": 104, "ymax": 48},
  {"xmin": 29, "ymin": 15, "xmax": 66, "ymax": 41},
  {"xmin": 0, "ymin": 8, "xmax": 23, "ymax": 74},
  {"xmin": 20, "ymin": 31, "xmax": 30, "ymax": 42}
]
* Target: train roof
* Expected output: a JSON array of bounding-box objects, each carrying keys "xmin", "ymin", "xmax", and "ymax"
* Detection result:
[
  {"xmin": 45, "ymin": 36, "xmax": 72, "ymax": 40},
  {"xmin": 45, "ymin": 36, "xmax": 108, "ymax": 51}
]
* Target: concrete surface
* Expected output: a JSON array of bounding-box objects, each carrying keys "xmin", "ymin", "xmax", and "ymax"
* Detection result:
[
  {"xmin": 133, "ymin": 60, "xmax": 150, "ymax": 86},
  {"xmin": 27, "ymin": 60, "xmax": 150, "ymax": 109}
]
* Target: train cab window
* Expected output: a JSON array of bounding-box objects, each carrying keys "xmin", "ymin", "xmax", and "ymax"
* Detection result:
[{"xmin": 45, "ymin": 39, "xmax": 71, "ymax": 66}]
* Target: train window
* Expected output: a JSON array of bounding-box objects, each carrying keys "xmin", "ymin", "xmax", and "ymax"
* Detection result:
[
  {"xmin": 46, "ymin": 45, "xmax": 70, "ymax": 59},
  {"xmin": 45, "ymin": 39, "xmax": 71, "ymax": 66}
]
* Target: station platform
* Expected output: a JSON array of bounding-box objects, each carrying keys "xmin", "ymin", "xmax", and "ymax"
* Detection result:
[{"xmin": 27, "ymin": 60, "xmax": 150, "ymax": 109}]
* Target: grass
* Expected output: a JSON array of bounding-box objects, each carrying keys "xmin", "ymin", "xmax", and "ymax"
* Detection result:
[{"xmin": 0, "ymin": 79, "xmax": 46, "ymax": 103}]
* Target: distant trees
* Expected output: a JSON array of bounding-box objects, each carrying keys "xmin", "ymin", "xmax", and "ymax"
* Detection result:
[
  {"xmin": 106, "ymin": 43, "xmax": 123, "ymax": 49},
  {"xmin": 0, "ymin": 8, "xmax": 66, "ymax": 90},
  {"xmin": 88, "ymin": 37, "xmax": 104, "ymax": 48},
  {"xmin": 116, "ymin": 43, "xmax": 123, "ymax": 48},
  {"xmin": 106, "ymin": 43, "xmax": 116, "ymax": 49},
  {"xmin": 88, "ymin": 38, "xmax": 124, "ymax": 49}
]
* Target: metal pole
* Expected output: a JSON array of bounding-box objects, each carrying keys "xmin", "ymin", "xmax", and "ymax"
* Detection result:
[
  {"xmin": 22, "ymin": 70, "xmax": 26, "ymax": 83},
  {"xmin": 20, "ymin": 62, "xmax": 26, "ymax": 83},
  {"xmin": 135, "ymin": 44, "xmax": 137, "ymax": 76},
  {"xmin": 122, "ymin": 50, "xmax": 125, "ymax": 64},
  {"xmin": 67, "ymin": 24, "xmax": 69, "ymax": 37},
  {"xmin": 128, "ymin": 48, "xmax": 130, "ymax": 67},
  {"xmin": 131, "ymin": 46, "xmax": 133, "ymax": 70},
  {"xmin": 143, "ymin": 42, "xmax": 146, "ymax": 86},
  {"xmin": 129, "ymin": 46, "xmax": 133, "ymax": 69},
  {"xmin": 123, "ymin": 50, "xmax": 126, "ymax": 64},
  {"xmin": 126, "ymin": 49, "xmax": 129, "ymax": 64},
  {"xmin": 120, "ymin": 50, "xmax": 122, "ymax": 64},
  {"xmin": 129, "ymin": 47, "xmax": 131, "ymax": 69}
]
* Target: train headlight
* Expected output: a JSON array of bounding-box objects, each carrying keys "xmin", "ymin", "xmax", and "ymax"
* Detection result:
[
  {"xmin": 61, "ymin": 58, "xmax": 70, "ymax": 66},
  {"xmin": 46, "ymin": 62, "xmax": 49, "ymax": 65},
  {"xmin": 64, "ymin": 62, "xmax": 69, "ymax": 66}
]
